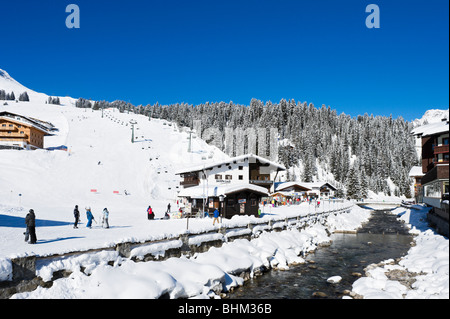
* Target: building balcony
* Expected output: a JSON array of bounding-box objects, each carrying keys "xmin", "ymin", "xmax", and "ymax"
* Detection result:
[
  {"xmin": 180, "ymin": 178, "xmax": 200, "ymax": 187},
  {"xmin": 0, "ymin": 133, "xmax": 28, "ymax": 139},
  {"xmin": 421, "ymin": 164, "xmax": 450, "ymax": 185},
  {"xmin": 434, "ymin": 144, "xmax": 449, "ymax": 155},
  {"xmin": 249, "ymin": 179, "xmax": 273, "ymax": 185}
]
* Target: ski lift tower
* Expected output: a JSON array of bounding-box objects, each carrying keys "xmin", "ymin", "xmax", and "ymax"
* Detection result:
[
  {"xmin": 187, "ymin": 128, "xmax": 194, "ymax": 152},
  {"xmin": 130, "ymin": 119, "xmax": 137, "ymax": 143}
]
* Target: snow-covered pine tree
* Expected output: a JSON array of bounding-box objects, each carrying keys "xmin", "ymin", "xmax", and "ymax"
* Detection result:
[
  {"xmin": 346, "ymin": 165, "xmax": 361, "ymax": 199},
  {"xmin": 18, "ymin": 92, "xmax": 29, "ymax": 101}
]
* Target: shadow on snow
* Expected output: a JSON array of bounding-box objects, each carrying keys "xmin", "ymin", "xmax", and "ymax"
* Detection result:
[{"xmin": 0, "ymin": 214, "xmax": 73, "ymax": 228}]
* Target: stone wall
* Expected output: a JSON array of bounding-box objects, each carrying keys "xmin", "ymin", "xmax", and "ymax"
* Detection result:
[{"xmin": 0, "ymin": 207, "xmax": 353, "ymax": 298}]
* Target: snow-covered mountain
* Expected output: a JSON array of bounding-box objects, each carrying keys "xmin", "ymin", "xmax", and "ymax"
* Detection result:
[
  {"xmin": 0, "ymin": 68, "xmax": 76, "ymax": 106},
  {"xmin": 412, "ymin": 109, "xmax": 449, "ymax": 127}
]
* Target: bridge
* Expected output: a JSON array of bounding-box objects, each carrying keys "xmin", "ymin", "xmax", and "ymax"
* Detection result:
[{"xmin": 356, "ymin": 200, "xmax": 402, "ymax": 210}]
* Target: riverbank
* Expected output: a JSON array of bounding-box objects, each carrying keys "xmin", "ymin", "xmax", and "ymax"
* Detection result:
[
  {"xmin": 227, "ymin": 210, "xmax": 413, "ymax": 299},
  {"xmin": 6, "ymin": 205, "xmax": 371, "ymax": 299},
  {"xmin": 349, "ymin": 205, "xmax": 449, "ymax": 299}
]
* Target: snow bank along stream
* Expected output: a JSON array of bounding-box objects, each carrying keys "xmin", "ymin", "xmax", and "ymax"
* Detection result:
[{"xmin": 1, "ymin": 204, "xmax": 368, "ymax": 299}]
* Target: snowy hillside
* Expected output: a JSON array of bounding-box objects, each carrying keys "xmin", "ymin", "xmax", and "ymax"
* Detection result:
[
  {"xmin": 0, "ymin": 69, "xmax": 76, "ymax": 106},
  {"xmin": 412, "ymin": 108, "xmax": 449, "ymax": 127},
  {"xmin": 0, "ymin": 69, "xmax": 231, "ymax": 257}
]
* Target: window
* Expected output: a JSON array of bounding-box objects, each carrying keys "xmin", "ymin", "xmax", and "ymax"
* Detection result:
[
  {"xmin": 215, "ymin": 174, "xmax": 222, "ymax": 180},
  {"xmin": 238, "ymin": 166, "xmax": 243, "ymax": 170},
  {"xmin": 443, "ymin": 137, "xmax": 449, "ymax": 145},
  {"xmin": 251, "ymin": 199, "xmax": 257, "ymax": 206},
  {"xmin": 1, "ymin": 124, "xmax": 5, "ymax": 127},
  {"xmin": 225, "ymin": 175, "xmax": 232, "ymax": 180},
  {"xmin": 238, "ymin": 175, "xmax": 243, "ymax": 180},
  {"xmin": 20, "ymin": 131, "xmax": 24, "ymax": 134},
  {"xmin": 424, "ymin": 181, "xmax": 441, "ymax": 198}
]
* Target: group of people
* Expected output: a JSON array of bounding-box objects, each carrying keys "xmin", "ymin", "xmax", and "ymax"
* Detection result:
[
  {"xmin": 147, "ymin": 203, "xmax": 171, "ymax": 220},
  {"xmin": 73, "ymin": 205, "xmax": 110, "ymax": 229},
  {"xmin": 24, "ymin": 201, "xmax": 222, "ymax": 245},
  {"xmin": 147, "ymin": 202, "xmax": 222, "ymax": 225},
  {"xmin": 23, "ymin": 205, "xmax": 110, "ymax": 244}
]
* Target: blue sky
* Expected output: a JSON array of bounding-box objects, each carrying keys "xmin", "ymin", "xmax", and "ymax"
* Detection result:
[{"xmin": 0, "ymin": 0, "xmax": 448, "ymax": 121}]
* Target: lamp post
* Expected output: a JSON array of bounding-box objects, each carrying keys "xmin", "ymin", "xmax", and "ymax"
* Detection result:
[
  {"xmin": 219, "ymin": 194, "xmax": 225, "ymax": 221},
  {"xmin": 187, "ymin": 129, "xmax": 194, "ymax": 152}
]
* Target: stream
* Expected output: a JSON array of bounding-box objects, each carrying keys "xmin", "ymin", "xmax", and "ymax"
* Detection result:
[{"xmin": 227, "ymin": 209, "xmax": 413, "ymax": 299}]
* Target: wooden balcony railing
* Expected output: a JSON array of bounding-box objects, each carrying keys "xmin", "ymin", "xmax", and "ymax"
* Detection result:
[{"xmin": 434, "ymin": 144, "xmax": 449, "ymax": 154}]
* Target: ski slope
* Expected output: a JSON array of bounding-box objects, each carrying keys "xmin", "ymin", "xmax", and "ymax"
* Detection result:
[{"xmin": 0, "ymin": 76, "xmax": 230, "ymax": 258}]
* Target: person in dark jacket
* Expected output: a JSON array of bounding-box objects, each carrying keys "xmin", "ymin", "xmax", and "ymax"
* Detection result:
[
  {"xmin": 73, "ymin": 205, "xmax": 80, "ymax": 228},
  {"xmin": 25, "ymin": 209, "xmax": 37, "ymax": 244}
]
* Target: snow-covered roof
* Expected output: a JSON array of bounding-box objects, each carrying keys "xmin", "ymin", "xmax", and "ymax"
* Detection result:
[
  {"xmin": 276, "ymin": 181, "xmax": 337, "ymax": 191},
  {"xmin": 411, "ymin": 120, "xmax": 449, "ymax": 137},
  {"xmin": 409, "ymin": 166, "xmax": 424, "ymax": 177},
  {"xmin": 274, "ymin": 182, "xmax": 311, "ymax": 191},
  {"xmin": 175, "ymin": 153, "xmax": 286, "ymax": 175},
  {"xmin": 270, "ymin": 191, "xmax": 305, "ymax": 197},
  {"xmin": 178, "ymin": 183, "xmax": 269, "ymax": 199}
]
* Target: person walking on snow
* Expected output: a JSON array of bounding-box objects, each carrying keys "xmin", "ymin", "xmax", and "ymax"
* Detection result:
[
  {"xmin": 73, "ymin": 205, "xmax": 80, "ymax": 228},
  {"xmin": 213, "ymin": 208, "xmax": 220, "ymax": 226},
  {"xmin": 86, "ymin": 207, "xmax": 95, "ymax": 228},
  {"xmin": 25, "ymin": 209, "xmax": 37, "ymax": 244},
  {"xmin": 147, "ymin": 206, "xmax": 154, "ymax": 220},
  {"xmin": 101, "ymin": 208, "xmax": 110, "ymax": 228}
]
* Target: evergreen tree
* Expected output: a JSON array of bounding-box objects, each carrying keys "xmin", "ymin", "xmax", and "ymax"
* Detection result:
[
  {"xmin": 18, "ymin": 92, "xmax": 28, "ymax": 101},
  {"xmin": 346, "ymin": 165, "xmax": 361, "ymax": 199}
]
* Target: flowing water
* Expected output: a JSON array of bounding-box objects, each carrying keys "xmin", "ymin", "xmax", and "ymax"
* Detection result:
[{"xmin": 228, "ymin": 209, "xmax": 413, "ymax": 299}]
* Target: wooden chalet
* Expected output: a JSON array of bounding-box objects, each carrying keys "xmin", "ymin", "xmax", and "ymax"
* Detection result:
[{"xmin": 0, "ymin": 111, "xmax": 54, "ymax": 150}]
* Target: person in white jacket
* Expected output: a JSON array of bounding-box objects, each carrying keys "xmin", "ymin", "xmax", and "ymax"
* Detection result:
[{"xmin": 101, "ymin": 208, "xmax": 110, "ymax": 229}]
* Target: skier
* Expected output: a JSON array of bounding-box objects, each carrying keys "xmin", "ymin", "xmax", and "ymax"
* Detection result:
[
  {"xmin": 147, "ymin": 206, "xmax": 154, "ymax": 220},
  {"xmin": 101, "ymin": 208, "xmax": 110, "ymax": 228},
  {"xmin": 166, "ymin": 203, "xmax": 171, "ymax": 213},
  {"xmin": 85, "ymin": 207, "xmax": 95, "ymax": 228},
  {"xmin": 73, "ymin": 205, "xmax": 80, "ymax": 228},
  {"xmin": 212, "ymin": 208, "xmax": 220, "ymax": 226},
  {"xmin": 25, "ymin": 209, "xmax": 37, "ymax": 244}
]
